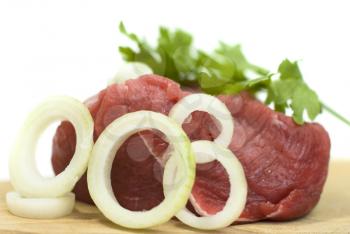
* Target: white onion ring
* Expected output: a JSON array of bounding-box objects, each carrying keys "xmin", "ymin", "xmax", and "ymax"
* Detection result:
[
  {"xmin": 108, "ymin": 62, "xmax": 153, "ymax": 85},
  {"xmin": 6, "ymin": 191, "xmax": 75, "ymax": 219},
  {"xmin": 163, "ymin": 140, "xmax": 247, "ymax": 230},
  {"xmin": 9, "ymin": 96, "xmax": 94, "ymax": 198},
  {"xmin": 87, "ymin": 110, "xmax": 195, "ymax": 229},
  {"xmin": 168, "ymin": 93, "xmax": 234, "ymax": 147}
]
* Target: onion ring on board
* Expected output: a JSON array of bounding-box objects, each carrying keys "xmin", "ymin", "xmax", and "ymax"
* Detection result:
[
  {"xmin": 163, "ymin": 140, "xmax": 247, "ymax": 230},
  {"xmin": 9, "ymin": 96, "xmax": 94, "ymax": 198},
  {"xmin": 6, "ymin": 191, "xmax": 75, "ymax": 219},
  {"xmin": 87, "ymin": 110, "xmax": 195, "ymax": 229},
  {"xmin": 169, "ymin": 93, "xmax": 234, "ymax": 147}
]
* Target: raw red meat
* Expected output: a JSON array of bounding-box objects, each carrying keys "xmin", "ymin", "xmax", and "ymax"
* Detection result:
[
  {"xmin": 189, "ymin": 93, "xmax": 330, "ymax": 221},
  {"xmin": 51, "ymin": 75, "xmax": 330, "ymax": 222}
]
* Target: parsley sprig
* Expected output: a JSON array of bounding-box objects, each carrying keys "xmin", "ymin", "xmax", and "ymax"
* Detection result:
[{"xmin": 118, "ymin": 22, "xmax": 349, "ymax": 125}]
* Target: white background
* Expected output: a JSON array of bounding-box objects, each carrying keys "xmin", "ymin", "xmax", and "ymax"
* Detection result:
[{"xmin": 0, "ymin": 0, "xmax": 349, "ymax": 180}]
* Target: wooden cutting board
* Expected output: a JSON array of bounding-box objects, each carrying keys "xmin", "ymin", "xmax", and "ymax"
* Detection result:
[{"xmin": 0, "ymin": 161, "xmax": 349, "ymax": 234}]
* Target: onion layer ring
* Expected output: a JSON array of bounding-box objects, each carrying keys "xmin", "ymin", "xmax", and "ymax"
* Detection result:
[
  {"xmin": 87, "ymin": 110, "xmax": 195, "ymax": 229},
  {"xmin": 168, "ymin": 94, "xmax": 234, "ymax": 147},
  {"xmin": 163, "ymin": 140, "xmax": 247, "ymax": 230},
  {"xmin": 108, "ymin": 62, "xmax": 153, "ymax": 85},
  {"xmin": 9, "ymin": 96, "xmax": 94, "ymax": 198},
  {"xmin": 6, "ymin": 191, "xmax": 75, "ymax": 219}
]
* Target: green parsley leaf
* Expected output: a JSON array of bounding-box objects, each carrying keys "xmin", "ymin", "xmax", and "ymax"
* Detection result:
[
  {"xmin": 278, "ymin": 59, "xmax": 303, "ymax": 80},
  {"xmin": 292, "ymin": 84, "xmax": 321, "ymax": 124},
  {"xmin": 118, "ymin": 22, "xmax": 162, "ymax": 74},
  {"xmin": 268, "ymin": 60, "xmax": 321, "ymax": 124},
  {"xmin": 266, "ymin": 79, "xmax": 300, "ymax": 110},
  {"xmin": 117, "ymin": 22, "xmax": 350, "ymax": 126}
]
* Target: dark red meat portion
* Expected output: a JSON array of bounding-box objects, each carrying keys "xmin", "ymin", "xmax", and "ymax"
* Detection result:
[
  {"xmin": 190, "ymin": 161, "xmax": 230, "ymax": 216},
  {"xmin": 111, "ymin": 131, "xmax": 166, "ymax": 211},
  {"xmin": 219, "ymin": 94, "xmax": 330, "ymax": 221},
  {"xmin": 51, "ymin": 74, "xmax": 330, "ymax": 222}
]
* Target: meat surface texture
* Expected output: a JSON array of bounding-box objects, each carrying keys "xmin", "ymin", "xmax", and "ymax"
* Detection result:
[{"xmin": 51, "ymin": 75, "xmax": 330, "ymax": 222}]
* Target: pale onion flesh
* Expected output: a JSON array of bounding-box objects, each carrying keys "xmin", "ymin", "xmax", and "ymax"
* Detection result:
[
  {"xmin": 6, "ymin": 191, "xmax": 75, "ymax": 219},
  {"xmin": 168, "ymin": 93, "xmax": 234, "ymax": 147},
  {"xmin": 87, "ymin": 110, "xmax": 195, "ymax": 229},
  {"xmin": 163, "ymin": 140, "xmax": 247, "ymax": 230},
  {"xmin": 108, "ymin": 62, "xmax": 153, "ymax": 85},
  {"xmin": 9, "ymin": 96, "xmax": 94, "ymax": 198}
]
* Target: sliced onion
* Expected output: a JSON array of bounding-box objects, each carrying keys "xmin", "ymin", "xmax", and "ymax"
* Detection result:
[
  {"xmin": 108, "ymin": 62, "xmax": 153, "ymax": 85},
  {"xmin": 168, "ymin": 93, "xmax": 234, "ymax": 147},
  {"xmin": 87, "ymin": 110, "xmax": 195, "ymax": 229},
  {"xmin": 163, "ymin": 140, "xmax": 247, "ymax": 230},
  {"xmin": 9, "ymin": 96, "xmax": 94, "ymax": 198},
  {"xmin": 6, "ymin": 191, "xmax": 75, "ymax": 219}
]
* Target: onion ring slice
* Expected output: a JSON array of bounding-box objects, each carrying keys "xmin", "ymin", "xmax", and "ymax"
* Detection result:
[
  {"xmin": 108, "ymin": 62, "xmax": 153, "ymax": 85},
  {"xmin": 9, "ymin": 96, "xmax": 94, "ymax": 197},
  {"xmin": 168, "ymin": 94, "xmax": 234, "ymax": 147},
  {"xmin": 87, "ymin": 110, "xmax": 195, "ymax": 229},
  {"xmin": 163, "ymin": 140, "xmax": 247, "ymax": 230},
  {"xmin": 6, "ymin": 191, "xmax": 75, "ymax": 219}
]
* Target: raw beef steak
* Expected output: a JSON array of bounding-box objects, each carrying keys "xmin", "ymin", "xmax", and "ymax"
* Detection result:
[{"xmin": 51, "ymin": 75, "xmax": 330, "ymax": 222}]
